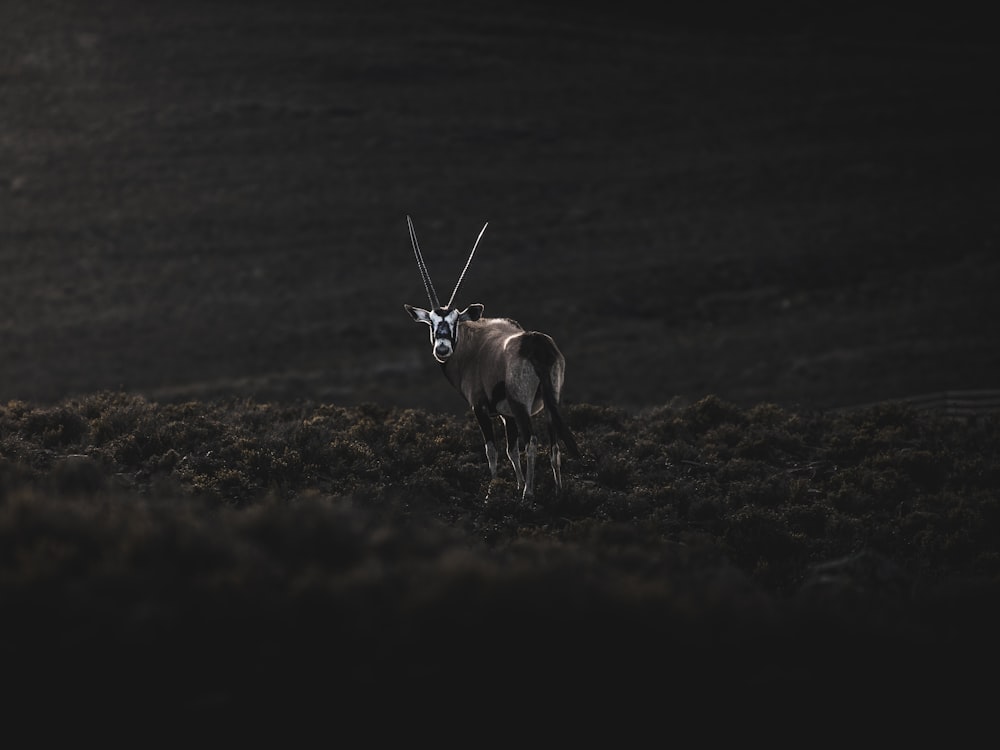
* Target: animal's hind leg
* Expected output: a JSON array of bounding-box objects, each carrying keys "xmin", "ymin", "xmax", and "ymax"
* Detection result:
[
  {"xmin": 548, "ymin": 420, "xmax": 562, "ymax": 492},
  {"xmin": 509, "ymin": 404, "xmax": 536, "ymax": 500},
  {"xmin": 500, "ymin": 416, "xmax": 525, "ymax": 491}
]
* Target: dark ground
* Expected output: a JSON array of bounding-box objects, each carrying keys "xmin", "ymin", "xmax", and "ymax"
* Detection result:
[
  {"xmin": 2, "ymin": 1, "xmax": 998, "ymax": 416},
  {"xmin": 2, "ymin": 393, "xmax": 999, "ymax": 728}
]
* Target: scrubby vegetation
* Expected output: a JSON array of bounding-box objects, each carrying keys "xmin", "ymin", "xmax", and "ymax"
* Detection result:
[{"xmin": 2, "ymin": 391, "xmax": 998, "ymax": 716}]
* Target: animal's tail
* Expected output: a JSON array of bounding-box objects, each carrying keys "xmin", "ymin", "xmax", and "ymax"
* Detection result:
[{"xmin": 539, "ymin": 376, "xmax": 581, "ymax": 459}]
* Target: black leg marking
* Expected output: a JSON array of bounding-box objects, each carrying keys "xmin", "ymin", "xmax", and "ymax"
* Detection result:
[
  {"xmin": 548, "ymin": 417, "xmax": 562, "ymax": 492},
  {"xmin": 510, "ymin": 401, "xmax": 536, "ymax": 500},
  {"xmin": 473, "ymin": 401, "xmax": 498, "ymax": 479},
  {"xmin": 502, "ymin": 416, "xmax": 523, "ymax": 490}
]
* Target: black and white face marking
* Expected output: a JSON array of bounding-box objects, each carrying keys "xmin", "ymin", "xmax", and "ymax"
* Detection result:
[
  {"xmin": 429, "ymin": 308, "xmax": 460, "ymax": 362},
  {"xmin": 404, "ymin": 303, "xmax": 484, "ymax": 363}
]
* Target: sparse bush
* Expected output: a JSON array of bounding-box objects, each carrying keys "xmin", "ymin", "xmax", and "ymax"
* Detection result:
[
  {"xmin": 566, "ymin": 403, "xmax": 628, "ymax": 432},
  {"xmin": 685, "ymin": 394, "xmax": 746, "ymax": 431},
  {"xmin": 2, "ymin": 391, "xmax": 999, "ymax": 710}
]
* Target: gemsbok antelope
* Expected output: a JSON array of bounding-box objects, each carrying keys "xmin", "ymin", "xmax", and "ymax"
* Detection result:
[{"xmin": 403, "ymin": 215, "xmax": 580, "ymax": 500}]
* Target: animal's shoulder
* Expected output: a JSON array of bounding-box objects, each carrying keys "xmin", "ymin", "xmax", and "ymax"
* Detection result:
[{"xmin": 472, "ymin": 316, "xmax": 524, "ymax": 332}]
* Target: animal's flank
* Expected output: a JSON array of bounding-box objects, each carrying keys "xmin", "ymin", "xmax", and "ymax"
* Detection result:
[{"xmin": 488, "ymin": 381, "xmax": 507, "ymax": 411}]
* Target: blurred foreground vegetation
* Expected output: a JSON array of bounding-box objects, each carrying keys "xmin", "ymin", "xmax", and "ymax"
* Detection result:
[{"xmin": 2, "ymin": 392, "xmax": 998, "ymax": 716}]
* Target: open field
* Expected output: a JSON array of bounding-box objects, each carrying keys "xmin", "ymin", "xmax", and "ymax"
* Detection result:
[
  {"xmin": 2, "ymin": 1, "xmax": 999, "ymax": 728},
  {"xmin": 2, "ymin": 1, "xmax": 998, "ymax": 414}
]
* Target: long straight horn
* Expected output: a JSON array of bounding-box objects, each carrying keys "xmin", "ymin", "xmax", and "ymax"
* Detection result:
[
  {"xmin": 407, "ymin": 215, "xmax": 440, "ymax": 309},
  {"xmin": 446, "ymin": 221, "xmax": 488, "ymax": 308}
]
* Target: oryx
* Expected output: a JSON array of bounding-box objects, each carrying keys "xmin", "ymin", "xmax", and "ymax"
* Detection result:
[{"xmin": 403, "ymin": 215, "xmax": 580, "ymax": 500}]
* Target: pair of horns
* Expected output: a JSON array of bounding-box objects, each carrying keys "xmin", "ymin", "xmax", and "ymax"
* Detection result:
[{"xmin": 408, "ymin": 215, "xmax": 488, "ymax": 310}]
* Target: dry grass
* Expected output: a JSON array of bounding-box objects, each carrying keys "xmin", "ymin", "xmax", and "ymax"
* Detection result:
[{"xmin": 2, "ymin": 391, "xmax": 997, "ymax": 720}]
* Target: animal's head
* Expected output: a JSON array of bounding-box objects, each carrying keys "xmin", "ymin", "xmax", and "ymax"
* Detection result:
[
  {"xmin": 405, "ymin": 303, "xmax": 484, "ymax": 362},
  {"xmin": 403, "ymin": 215, "xmax": 488, "ymax": 363}
]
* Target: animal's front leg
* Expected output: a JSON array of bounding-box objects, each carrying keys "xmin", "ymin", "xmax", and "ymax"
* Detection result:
[
  {"xmin": 473, "ymin": 403, "xmax": 500, "ymax": 484},
  {"xmin": 485, "ymin": 441, "xmax": 498, "ymax": 479},
  {"xmin": 501, "ymin": 416, "xmax": 524, "ymax": 491}
]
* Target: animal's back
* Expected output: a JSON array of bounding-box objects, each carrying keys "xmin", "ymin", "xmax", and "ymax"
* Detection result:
[
  {"xmin": 462, "ymin": 317, "xmax": 564, "ymax": 384},
  {"xmin": 460, "ymin": 317, "xmax": 525, "ymax": 360}
]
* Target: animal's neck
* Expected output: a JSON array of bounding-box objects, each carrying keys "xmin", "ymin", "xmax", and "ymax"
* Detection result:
[
  {"xmin": 439, "ymin": 317, "xmax": 520, "ymax": 390},
  {"xmin": 440, "ymin": 353, "xmax": 463, "ymax": 395}
]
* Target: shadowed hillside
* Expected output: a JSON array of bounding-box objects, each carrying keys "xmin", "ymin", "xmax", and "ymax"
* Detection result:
[
  {"xmin": 2, "ymin": 1, "xmax": 998, "ymax": 415},
  {"xmin": 2, "ymin": 392, "xmax": 998, "ymax": 720}
]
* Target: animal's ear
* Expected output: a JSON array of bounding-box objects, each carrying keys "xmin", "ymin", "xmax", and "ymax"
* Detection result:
[
  {"xmin": 405, "ymin": 304, "xmax": 432, "ymax": 324},
  {"xmin": 459, "ymin": 303, "xmax": 484, "ymax": 322}
]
